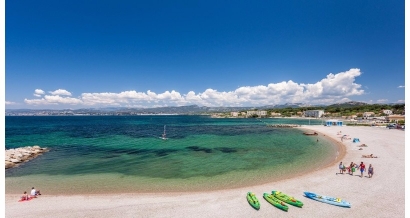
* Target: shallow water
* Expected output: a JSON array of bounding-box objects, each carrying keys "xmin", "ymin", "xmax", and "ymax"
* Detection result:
[{"xmin": 5, "ymin": 116, "xmax": 336, "ymax": 194}]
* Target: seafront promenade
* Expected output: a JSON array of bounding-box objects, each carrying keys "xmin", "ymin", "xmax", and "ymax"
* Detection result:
[{"xmin": 5, "ymin": 126, "xmax": 405, "ymax": 217}]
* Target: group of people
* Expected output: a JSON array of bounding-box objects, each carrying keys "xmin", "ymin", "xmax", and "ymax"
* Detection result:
[
  {"xmin": 338, "ymin": 161, "xmax": 374, "ymax": 178},
  {"xmin": 21, "ymin": 187, "xmax": 41, "ymax": 201}
]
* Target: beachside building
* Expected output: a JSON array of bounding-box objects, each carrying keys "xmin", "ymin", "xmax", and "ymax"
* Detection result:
[
  {"xmin": 386, "ymin": 115, "xmax": 405, "ymax": 123},
  {"xmin": 246, "ymin": 110, "xmax": 267, "ymax": 117},
  {"xmin": 382, "ymin": 110, "xmax": 393, "ymax": 115},
  {"xmin": 271, "ymin": 112, "xmax": 281, "ymax": 117},
  {"xmin": 363, "ymin": 112, "xmax": 375, "ymax": 118},
  {"xmin": 325, "ymin": 119, "xmax": 343, "ymax": 126},
  {"xmin": 304, "ymin": 110, "xmax": 324, "ymax": 118},
  {"xmin": 230, "ymin": 112, "xmax": 239, "ymax": 117},
  {"xmin": 371, "ymin": 117, "xmax": 388, "ymax": 124}
]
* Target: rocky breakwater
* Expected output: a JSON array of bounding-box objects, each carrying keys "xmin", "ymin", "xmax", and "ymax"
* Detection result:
[
  {"xmin": 268, "ymin": 124, "xmax": 301, "ymax": 128},
  {"xmin": 5, "ymin": 146, "xmax": 49, "ymax": 169}
]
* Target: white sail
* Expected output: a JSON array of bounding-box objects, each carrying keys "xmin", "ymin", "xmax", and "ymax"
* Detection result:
[{"xmin": 162, "ymin": 125, "xmax": 167, "ymax": 140}]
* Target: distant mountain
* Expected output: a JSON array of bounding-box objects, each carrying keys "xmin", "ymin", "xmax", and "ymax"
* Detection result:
[
  {"xmin": 270, "ymin": 103, "xmax": 307, "ymax": 109},
  {"xmin": 5, "ymin": 101, "xmax": 405, "ymax": 116},
  {"xmin": 327, "ymin": 101, "xmax": 368, "ymax": 108}
]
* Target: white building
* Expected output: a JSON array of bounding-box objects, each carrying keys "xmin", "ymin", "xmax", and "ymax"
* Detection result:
[
  {"xmin": 363, "ymin": 112, "xmax": 375, "ymax": 118},
  {"xmin": 247, "ymin": 110, "xmax": 267, "ymax": 117},
  {"xmin": 382, "ymin": 110, "xmax": 393, "ymax": 115},
  {"xmin": 304, "ymin": 110, "xmax": 324, "ymax": 118},
  {"xmin": 230, "ymin": 112, "xmax": 239, "ymax": 117}
]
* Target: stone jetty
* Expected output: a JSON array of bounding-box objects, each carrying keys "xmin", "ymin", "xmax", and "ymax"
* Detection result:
[
  {"xmin": 5, "ymin": 146, "xmax": 49, "ymax": 169},
  {"xmin": 267, "ymin": 124, "xmax": 301, "ymax": 128}
]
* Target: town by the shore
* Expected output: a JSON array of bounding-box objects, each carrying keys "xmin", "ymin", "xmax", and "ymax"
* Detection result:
[{"xmin": 5, "ymin": 126, "xmax": 405, "ymax": 218}]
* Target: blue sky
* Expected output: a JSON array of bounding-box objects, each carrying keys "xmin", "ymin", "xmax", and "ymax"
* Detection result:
[{"xmin": 4, "ymin": 0, "xmax": 405, "ymax": 109}]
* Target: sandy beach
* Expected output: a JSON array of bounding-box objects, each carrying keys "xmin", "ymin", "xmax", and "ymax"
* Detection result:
[{"xmin": 5, "ymin": 126, "xmax": 405, "ymax": 218}]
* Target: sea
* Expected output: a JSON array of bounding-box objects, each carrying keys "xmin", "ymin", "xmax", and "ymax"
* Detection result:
[{"xmin": 5, "ymin": 115, "xmax": 338, "ymax": 194}]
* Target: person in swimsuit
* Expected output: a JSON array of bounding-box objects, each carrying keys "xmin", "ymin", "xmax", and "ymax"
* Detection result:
[
  {"xmin": 359, "ymin": 162, "xmax": 366, "ymax": 178},
  {"xmin": 348, "ymin": 162, "xmax": 354, "ymax": 175},
  {"xmin": 21, "ymin": 191, "xmax": 29, "ymax": 201},
  {"xmin": 351, "ymin": 162, "xmax": 356, "ymax": 175},
  {"xmin": 368, "ymin": 164, "xmax": 374, "ymax": 178}
]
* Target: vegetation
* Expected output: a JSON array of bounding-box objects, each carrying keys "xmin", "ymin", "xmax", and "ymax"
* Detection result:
[{"xmin": 267, "ymin": 104, "xmax": 405, "ymax": 117}]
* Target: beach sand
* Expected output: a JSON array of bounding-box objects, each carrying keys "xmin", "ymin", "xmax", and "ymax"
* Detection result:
[{"xmin": 5, "ymin": 126, "xmax": 405, "ymax": 217}]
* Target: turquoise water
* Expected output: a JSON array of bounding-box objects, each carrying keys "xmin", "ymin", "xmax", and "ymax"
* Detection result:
[{"xmin": 5, "ymin": 116, "xmax": 336, "ymax": 194}]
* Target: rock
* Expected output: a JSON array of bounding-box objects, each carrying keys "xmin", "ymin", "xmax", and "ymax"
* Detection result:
[
  {"xmin": 10, "ymin": 158, "xmax": 21, "ymax": 163},
  {"xmin": 5, "ymin": 161, "xmax": 15, "ymax": 169},
  {"xmin": 5, "ymin": 146, "xmax": 49, "ymax": 169},
  {"xmin": 31, "ymin": 150, "xmax": 41, "ymax": 155},
  {"xmin": 19, "ymin": 155, "xmax": 29, "ymax": 161}
]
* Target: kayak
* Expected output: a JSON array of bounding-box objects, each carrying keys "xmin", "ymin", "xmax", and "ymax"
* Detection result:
[
  {"xmin": 271, "ymin": 190, "xmax": 303, "ymax": 207},
  {"xmin": 263, "ymin": 193, "xmax": 289, "ymax": 212},
  {"xmin": 304, "ymin": 191, "xmax": 351, "ymax": 208},
  {"xmin": 246, "ymin": 192, "xmax": 260, "ymax": 210}
]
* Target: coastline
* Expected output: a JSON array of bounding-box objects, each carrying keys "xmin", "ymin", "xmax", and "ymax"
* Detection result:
[
  {"xmin": 4, "ymin": 127, "xmax": 340, "ymax": 195},
  {"xmin": 5, "ymin": 126, "xmax": 405, "ymax": 217}
]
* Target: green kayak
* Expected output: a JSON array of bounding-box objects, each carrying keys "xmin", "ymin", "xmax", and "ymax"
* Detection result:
[
  {"xmin": 246, "ymin": 192, "xmax": 260, "ymax": 210},
  {"xmin": 271, "ymin": 190, "xmax": 304, "ymax": 207},
  {"xmin": 263, "ymin": 193, "xmax": 289, "ymax": 212}
]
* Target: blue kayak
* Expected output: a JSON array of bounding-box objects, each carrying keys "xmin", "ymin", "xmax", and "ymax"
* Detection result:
[{"xmin": 304, "ymin": 192, "xmax": 351, "ymax": 208}]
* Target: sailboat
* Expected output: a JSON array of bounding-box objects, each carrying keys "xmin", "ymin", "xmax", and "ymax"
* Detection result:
[{"xmin": 161, "ymin": 125, "xmax": 167, "ymax": 140}]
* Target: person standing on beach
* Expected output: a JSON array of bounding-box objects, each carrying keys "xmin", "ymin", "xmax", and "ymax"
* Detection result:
[
  {"xmin": 339, "ymin": 162, "xmax": 344, "ymax": 174},
  {"xmin": 348, "ymin": 162, "xmax": 353, "ymax": 175},
  {"xmin": 359, "ymin": 162, "xmax": 366, "ymax": 178},
  {"xmin": 368, "ymin": 164, "xmax": 374, "ymax": 178},
  {"xmin": 350, "ymin": 162, "xmax": 356, "ymax": 175}
]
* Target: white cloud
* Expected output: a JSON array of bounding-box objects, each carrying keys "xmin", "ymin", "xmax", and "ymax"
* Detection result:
[
  {"xmin": 24, "ymin": 98, "xmax": 58, "ymax": 105},
  {"xmin": 49, "ymin": 89, "xmax": 72, "ymax": 96},
  {"xmin": 5, "ymin": 101, "xmax": 17, "ymax": 105},
  {"xmin": 397, "ymin": 85, "xmax": 405, "ymax": 88},
  {"xmin": 24, "ymin": 68, "xmax": 365, "ymax": 107},
  {"xmin": 34, "ymin": 89, "xmax": 45, "ymax": 97},
  {"xmin": 397, "ymin": 100, "xmax": 405, "ymax": 103},
  {"xmin": 25, "ymin": 95, "xmax": 83, "ymax": 105}
]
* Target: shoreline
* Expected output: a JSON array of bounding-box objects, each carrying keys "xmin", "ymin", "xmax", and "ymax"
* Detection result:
[
  {"xmin": 5, "ymin": 127, "xmax": 341, "ymax": 195},
  {"xmin": 5, "ymin": 126, "xmax": 405, "ymax": 217}
]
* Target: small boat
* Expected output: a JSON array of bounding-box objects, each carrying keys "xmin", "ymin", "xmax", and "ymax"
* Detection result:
[
  {"xmin": 246, "ymin": 192, "xmax": 260, "ymax": 210},
  {"xmin": 263, "ymin": 193, "xmax": 289, "ymax": 212},
  {"xmin": 271, "ymin": 190, "xmax": 303, "ymax": 207},
  {"xmin": 304, "ymin": 191, "xmax": 351, "ymax": 208}
]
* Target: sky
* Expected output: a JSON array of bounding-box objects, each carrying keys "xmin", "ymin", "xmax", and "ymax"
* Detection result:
[{"xmin": 4, "ymin": 0, "xmax": 405, "ymax": 109}]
